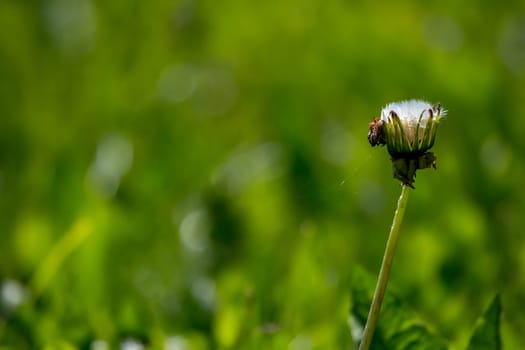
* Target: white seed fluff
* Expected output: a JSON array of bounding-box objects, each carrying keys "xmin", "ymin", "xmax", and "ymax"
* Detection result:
[{"xmin": 381, "ymin": 100, "xmax": 444, "ymax": 128}]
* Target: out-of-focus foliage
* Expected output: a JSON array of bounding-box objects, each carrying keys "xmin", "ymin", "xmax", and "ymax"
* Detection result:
[
  {"xmin": 467, "ymin": 295, "xmax": 502, "ymax": 350},
  {"xmin": 351, "ymin": 267, "xmax": 449, "ymax": 350},
  {"xmin": 1, "ymin": 0, "xmax": 524, "ymax": 348}
]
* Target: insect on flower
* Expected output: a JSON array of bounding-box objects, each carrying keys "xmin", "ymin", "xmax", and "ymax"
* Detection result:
[{"xmin": 368, "ymin": 117, "xmax": 386, "ymax": 147}]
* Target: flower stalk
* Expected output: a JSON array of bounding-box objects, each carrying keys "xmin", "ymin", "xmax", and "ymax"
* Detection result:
[{"xmin": 358, "ymin": 185, "xmax": 410, "ymax": 350}]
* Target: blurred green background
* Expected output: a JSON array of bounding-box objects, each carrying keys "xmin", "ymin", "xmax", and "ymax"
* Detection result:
[{"xmin": 1, "ymin": 0, "xmax": 525, "ymax": 349}]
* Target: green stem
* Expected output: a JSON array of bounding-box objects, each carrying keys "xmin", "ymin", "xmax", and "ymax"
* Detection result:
[{"xmin": 359, "ymin": 185, "xmax": 411, "ymax": 350}]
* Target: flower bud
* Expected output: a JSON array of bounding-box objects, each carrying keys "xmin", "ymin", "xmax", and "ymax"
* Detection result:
[{"xmin": 368, "ymin": 100, "xmax": 446, "ymax": 187}]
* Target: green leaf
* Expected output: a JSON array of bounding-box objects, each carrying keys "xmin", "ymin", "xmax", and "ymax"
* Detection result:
[
  {"xmin": 466, "ymin": 295, "xmax": 502, "ymax": 350},
  {"xmin": 350, "ymin": 266, "xmax": 448, "ymax": 350}
]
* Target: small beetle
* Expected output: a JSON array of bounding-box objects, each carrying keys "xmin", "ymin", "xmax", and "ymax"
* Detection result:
[{"xmin": 368, "ymin": 117, "xmax": 386, "ymax": 147}]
